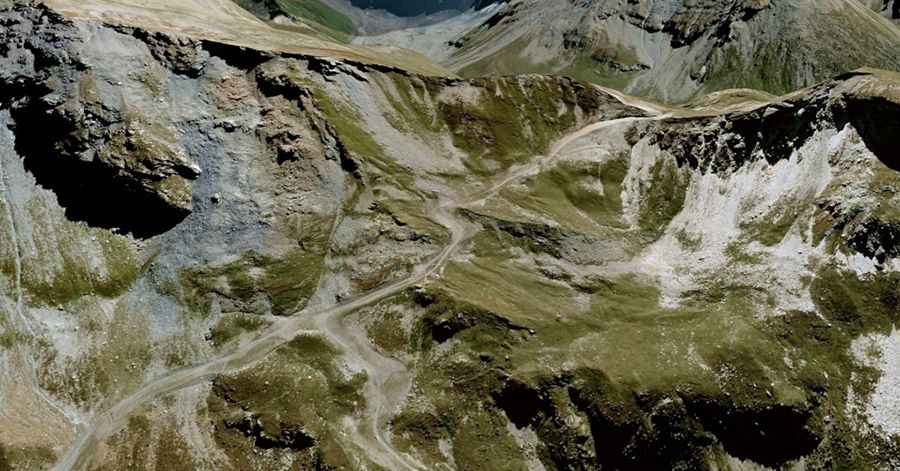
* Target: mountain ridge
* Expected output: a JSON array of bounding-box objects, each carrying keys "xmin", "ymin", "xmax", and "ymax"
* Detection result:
[
  {"xmin": 356, "ymin": 0, "xmax": 900, "ymax": 102},
  {"xmin": 0, "ymin": 1, "xmax": 899, "ymax": 470}
]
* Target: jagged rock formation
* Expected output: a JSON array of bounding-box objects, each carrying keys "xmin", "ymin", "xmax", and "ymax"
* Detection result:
[
  {"xmin": 0, "ymin": 1, "xmax": 899, "ymax": 471},
  {"xmin": 1, "ymin": 6, "xmax": 202, "ymax": 237}
]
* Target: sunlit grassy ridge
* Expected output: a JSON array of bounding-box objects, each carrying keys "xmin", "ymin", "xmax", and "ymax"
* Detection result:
[{"xmin": 277, "ymin": 0, "xmax": 354, "ymax": 36}]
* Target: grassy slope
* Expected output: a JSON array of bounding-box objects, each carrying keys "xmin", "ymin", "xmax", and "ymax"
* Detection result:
[
  {"xmin": 46, "ymin": 0, "xmax": 451, "ymax": 76},
  {"xmin": 276, "ymin": 0, "xmax": 354, "ymax": 35},
  {"xmin": 369, "ymin": 71, "xmax": 900, "ymax": 469}
]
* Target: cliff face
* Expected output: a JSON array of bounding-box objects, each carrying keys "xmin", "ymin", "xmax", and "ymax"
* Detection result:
[{"xmin": 1, "ymin": 2, "xmax": 900, "ymax": 471}]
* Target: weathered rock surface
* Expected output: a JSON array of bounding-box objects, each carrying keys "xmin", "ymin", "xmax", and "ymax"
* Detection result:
[
  {"xmin": 0, "ymin": 1, "xmax": 899, "ymax": 470},
  {"xmin": 0, "ymin": 4, "xmax": 201, "ymax": 237}
]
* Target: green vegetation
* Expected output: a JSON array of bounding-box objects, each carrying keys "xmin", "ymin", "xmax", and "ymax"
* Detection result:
[
  {"xmin": 180, "ymin": 247, "xmax": 326, "ymax": 316},
  {"xmin": 209, "ymin": 334, "xmax": 367, "ymax": 469},
  {"xmin": 500, "ymin": 157, "xmax": 630, "ymax": 234},
  {"xmin": 397, "ymin": 345, "xmax": 528, "ymax": 470},
  {"xmin": 762, "ymin": 267, "xmax": 900, "ymax": 469},
  {"xmin": 309, "ymin": 83, "xmax": 418, "ymax": 191},
  {"xmin": 215, "ymin": 334, "xmax": 367, "ymax": 419},
  {"xmin": 458, "ymin": 36, "xmax": 643, "ymax": 92},
  {"xmin": 740, "ymin": 200, "xmax": 811, "ymax": 246},
  {"xmin": 0, "ymin": 330, "xmax": 31, "ymax": 349},
  {"xmin": 637, "ymin": 158, "xmax": 688, "ymax": 239},
  {"xmin": 562, "ymin": 50, "xmax": 643, "ymax": 92},
  {"xmin": 439, "ymin": 77, "xmax": 589, "ymax": 175},
  {"xmin": 366, "ymin": 309, "xmax": 408, "ymax": 354},
  {"xmin": 701, "ymin": 42, "xmax": 796, "ymax": 99},
  {"xmin": 22, "ymin": 198, "xmax": 142, "ymax": 307},
  {"xmin": 394, "ymin": 228, "xmax": 900, "ymax": 468},
  {"xmin": 41, "ymin": 302, "xmax": 152, "ymax": 405},
  {"xmin": 209, "ymin": 314, "xmax": 271, "ymax": 347},
  {"xmin": 98, "ymin": 413, "xmax": 197, "ymax": 470},
  {"xmin": 724, "ymin": 240, "xmax": 764, "ymax": 265},
  {"xmin": 392, "ymin": 410, "xmax": 450, "ymax": 465},
  {"xmin": 452, "ymin": 407, "xmax": 527, "ymax": 471},
  {"xmin": 686, "ymin": 88, "xmax": 776, "ymax": 110},
  {"xmin": 675, "ymin": 228, "xmax": 702, "ymax": 251},
  {"xmin": 179, "ymin": 214, "xmax": 331, "ymax": 317},
  {"xmin": 276, "ymin": 0, "xmax": 355, "ymax": 37},
  {"xmin": 0, "ymin": 199, "xmax": 17, "ymax": 279},
  {"xmin": 0, "ymin": 444, "xmax": 55, "ymax": 471},
  {"xmin": 379, "ymin": 74, "xmax": 443, "ymax": 136}
]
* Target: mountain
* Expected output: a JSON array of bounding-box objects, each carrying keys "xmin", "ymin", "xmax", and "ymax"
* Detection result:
[
  {"xmin": 863, "ymin": 0, "xmax": 900, "ymax": 23},
  {"xmin": 231, "ymin": 0, "xmax": 500, "ymax": 39},
  {"xmin": 357, "ymin": 0, "xmax": 900, "ymax": 102},
  {"xmin": 230, "ymin": 0, "xmax": 361, "ymax": 42},
  {"xmin": 1, "ymin": 1, "xmax": 900, "ymax": 470},
  {"xmin": 347, "ymin": 0, "xmax": 478, "ymax": 16}
]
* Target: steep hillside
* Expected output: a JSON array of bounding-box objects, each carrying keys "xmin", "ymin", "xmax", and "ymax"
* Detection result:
[
  {"xmin": 1, "ymin": 1, "xmax": 900, "ymax": 471},
  {"xmin": 358, "ymin": 0, "xmax": 900, "ymax": 102},
  {"xmin": 862, "ymin": 0, "xmax": 900, "ymax": 23},
  {"xmin": 232, "ymin": 0, "xmax": 357, "ymax": 42},
  {"xmin": 41, "ymin": 0, "xmax": 450, "ymax": 76},
  {"xmin": 347, "ymin": 0, "xmax": 477, "ymax": 16}
]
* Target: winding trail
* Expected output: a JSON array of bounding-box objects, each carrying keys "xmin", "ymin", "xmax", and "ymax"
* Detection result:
[{"xmin": 53, "ymin": 102, "xmax": 661, "ymax": 471}]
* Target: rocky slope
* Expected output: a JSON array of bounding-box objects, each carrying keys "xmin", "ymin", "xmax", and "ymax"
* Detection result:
[
  {"xmin": 357, "ymin": 0, "xmax": 900, "ymax": 102},
  {"xmin": 231, "ymin": 0, "xmax": 499, "ymax": 38},
  {"xmin": 863, "ymin": 0, "xmax": 900, "ymax": 23},
  {"xmin": 0, "ymin": 1, "xmax": 899, "ymax": 471}
]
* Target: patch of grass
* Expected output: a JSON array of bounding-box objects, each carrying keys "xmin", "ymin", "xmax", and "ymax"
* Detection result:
[
  {"xmin": 310, "ymin": 84, "xmax": 417, "ymax": 191},
  {"xmin": 452, "ymin": 406, "xmax": 528, "ymax": 471},
  {"xmin": 209, "ymin": 334, "xmax": 366, "ymax": 469},
  {"xmin": 209, "ymin": 314, "xmax": 271, "ymax": 347},
  {"xmin": 637, "ymin": 158, "xmax": 688, "ymax": 239},
  {"xmin": 41, "ymin": 301, "xmax": 152, "ymax": 405},
  {"xmin": 562, "ymin": 50, "xmax": 642, "ymax": 92},
  {"xmin": 397, "ymin": 339, "xmax": 528, "ymax": 470},
  {"xmin": 761, "ymin": 267, "xmax": 900, "ymax": 469},
  {"xmin": 154, "ymin": 425, "xmax": 196, "ymax": 471},
  {"xmin": 215, "ymin": 334, "xmax": 366, "ymax": 423},
  {"xmin": 22, "ymin": 198, "xmax": 142, "ymax": 307},
  {"xmin": 440, "ymin": 257, "xmax": 579, "ymax": 324},
  {"xmin": 366, "ymin": 310, "xmax": 407, "ymax": 354},
  {"xmin": 741, "ymin": 203, "xmax": 809, "ymax": 246},
  {"xmin": 675, "ymin": 228, "xmax": 703, "ymax": 251},
  {"xmin": 724, "ymin": 241, "xmax": 764, "ymax": 265},
  {"xmin": 701, "ymin": 39, "xmax": 797, "ymax": 98},
  {"xmin": 503, "ymin": 157, "xmax": 631, "ymax": 234},
  {"xmin": 438, "ymin": 77, "xmax": 601, "ymax": 176},
  {"xmin": 0, "ymin": 330, "xmax": 31, "ymax": 349},
  {"xmin": 276, "ymin": 0, "xmax": 355, "ymax": 36},
  {"xmin": 379, "ymin": 74, "xmax": 442, "ymax": 136},
  {"xmin": 181, "ymin": 250, "xmax": 322, "ymax": 316},
  {"xmin": 0, "ymin": 444, "xmax": 55, "ymax": 471},
  {"xmin": 180, "ymin": 215, "xmax": 331, "ymax": 316},
  {"xmin": 392, "ymin": 410, "xmax": 450, "ymax": 466}
]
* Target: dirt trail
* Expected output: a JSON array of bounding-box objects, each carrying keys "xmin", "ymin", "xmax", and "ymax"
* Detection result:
[{"xmin": 53, "ymin": 103, "xmax": 662, "ymax": 471}]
